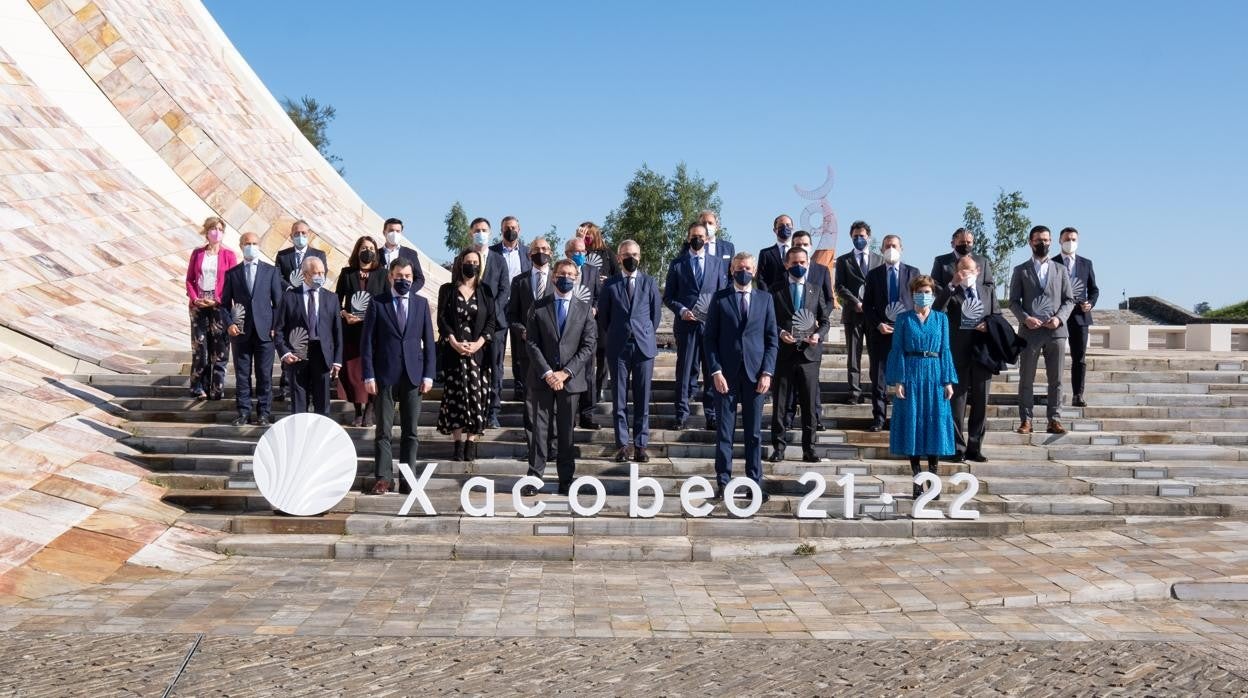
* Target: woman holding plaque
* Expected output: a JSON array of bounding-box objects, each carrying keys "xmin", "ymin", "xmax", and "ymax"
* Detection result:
[
  {"xmin": 185, "ymin": 216, "xmax": 238, "ymax": 401},
  {"xmin": 336, "ymin": 235, "xmax": 388, "ymax": 426},
  {"xmin": 436, "ymin": 249, "xmax": 496, "ymax": 462},
  {"xmin": 885, "ymin": 275, "xmax": 958, "ymax": 500}
]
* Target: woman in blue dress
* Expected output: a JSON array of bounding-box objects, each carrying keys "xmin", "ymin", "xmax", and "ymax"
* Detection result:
[{"xmin": 885, "ymin": 275, "xmax": 958, "ymax": 499}]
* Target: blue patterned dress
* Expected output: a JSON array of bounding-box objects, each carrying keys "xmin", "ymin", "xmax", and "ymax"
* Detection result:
[{"xmin": 885, "ymin": 310, "xmax": 958, "ymax": 456}]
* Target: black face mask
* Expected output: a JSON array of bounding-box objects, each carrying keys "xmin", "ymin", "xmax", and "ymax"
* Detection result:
[
  {"xmin": 954, "ymin": 243, "xmax": 971, "ymax": 256},
  {"xmin": 1032, "ymin": 241, "xmax": 1050, "ymax": 257},
  {"xmin": 689, "ymin": 238, "xmax": 705, "ymax": 251},
  {"xmin": 621, "ymin": 257, "xmax": 640, "ymax": 273},
  {"xmin": 530, "ymin": 252, "xmax": 550, "ymax": 267},
  {"xmin": 461, "ymin": 264, "xmax": 479, "ymax": 279},
  {"xmin": 358, "ymin": 249, "xmax": 375, "ymax": 264},
  {"xmin": 503, "ymin": 229, "xmax": 518, "ymax": 242}
]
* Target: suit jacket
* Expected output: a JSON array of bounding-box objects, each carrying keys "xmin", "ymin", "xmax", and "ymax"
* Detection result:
[
  {"xmin": 334, "ymin": 266, "xmax": 389, "ymax": 313},
  {"xmin": 274, "ymin": 285, "xmax": 343, "ymax": 368},
  {"xmin": 596, "ymin": 272, "xmax": 662, "ymax": 361},
  {"xmin": 973, "ymin": 313, "xmax": 1026, "ymax": 374},
  {"xmin": 770, "ymin": 277, "xmax": 831, "ymax": 364},
  {"xmin": 489, "ymin": 240, "xmax": 531, "ymax": 283},
  {"xmin": 834, "ymin": 249, "xmax": 883, "ymax": 323},
  {"xmin": 219, "ymin": 260, "xmax": 282, "ymax": 341},
  {"xmin": 863, "ymin": 263, "xmax": 920, "ymax": 332},
  {"xmin": 378, "ymin": 245, "xmax": 426, "ymax": 293},
  {"xmin": 275, "ymin": 246, "xmax": 328, "ymax": 289},
  {"xmin": 361, "ymin": 291, "xmax": 436, "ymax": 387},
  {"xmin": 507, "ymin": 267, "xmax": 554, "ymax": 335},
  {"xmin": 1009, "ymin": 259, "xmax": 1076, "ymax": 341},
  {"xmin": 931, "ymin": 252, "xmax": 993, "ymax": 296},
  {"xmin": 663, "ymin": 251, "xmax": 728, "ymax": 335},
  {"xmin": 806, "ymin": 261, "xmax": 835, "ymax": 307},
  {"xmin": 185, "ymin": 246, "xmax": 239, "ymax": 306},
  {"xmin": 476, "ymin": 248, "xmax": 512, "ymax": 329},
  {"xmin": 437, "ymin": 283, "xmax": 497, "ymax": 366},
  {"xmin": 679, "ymin": 239, "xmax": 736, "ymax": 277},
  {"xmin": 1052, "ymin": 254, "xmax": 1099, "ymax": 326},
  {"xmin": 526, "ymin": 293, "xmax": 597, "ymax": 394},
  {"xmin": 756, "ymin": 243, "xmax": 788, "ymax": 290},
  {"xmin": 705, "ymin": 287, "xmax": 779, "ymax": 383},
  {"xmin": 576, "ymin": 264, "xmax": 601, "ymax": 309},
  {"xmin": 935, "ymin": 273, "xmax": 1000, "ymax": 364}
]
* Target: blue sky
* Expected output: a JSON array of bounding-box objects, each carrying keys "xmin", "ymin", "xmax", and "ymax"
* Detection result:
[{"xmin": 206, "ymin": 1, "xmax": 1247, "ymax": 309}]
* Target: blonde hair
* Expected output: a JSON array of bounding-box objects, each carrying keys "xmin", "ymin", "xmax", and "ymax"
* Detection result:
[{"xmin": 199, "ymin": 216, "xmax": 225, "ymax": 237}]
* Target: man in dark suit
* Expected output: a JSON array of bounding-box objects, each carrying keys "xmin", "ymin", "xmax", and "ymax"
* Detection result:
[
  {"xmin": 521, "ymin": 259, "xmax": 597, "ymax": 495},
  {"xmin": 490, "ymin": 216, "xmax": 530, "ymax": 402},
  {"xmin": 466, "ymin": 217, "xmax": 512, "ymax": 428},
  {"xmin": 565, "ymin": 236, "xmax": 602, "ymax": 429},
  {"xmin": 597, "ymin": 240, "xmax": 662, "ymax": 463},
  {"xmin": 1010, "ymin": 226, "xmax": 1076, "ymax": 435},
  {"xmin": 769, "ymin": 247, "xmax": 830, "ymax": 463},
  {"xmin": 275, "ymin": 220, "xmax": 328, "ymax": 290},
  {"xmin": 835, "ymin": 221, "xmax": 881, "ymax": 405},
  {"xmin": 932, "ymin": 227, "xmax": 994, "ymax": 301},
  {"xmin": 935, "ymin": 255, "xmax": 998, "ymax": 463},
  {"xmin": 664, "ymin": 222, "xmax": 728, "ymax": 430},
  {"xmin": 698, "ymin": 210, "xmax": 736, "ymax": 278},
  {"xmin": 274, "ymin": 256, "xmax": 343, "ymax": 416},
  {"xmin": 755, "ymin": 213, "xmax": 795, "ymax": 291},
  {"xmin": 1053, "ymin": 227, "xmax": 1099, "ymax": 407},
  {"xmin": 379, "ymin": 217, "xmax": 426, "ymax": 293},
  {"xmin": 221, "ymin": 232, "xmax": 283, "ymax": 426},
  {"xmin": 862, "ymin": 234, "xmax": 918, "ymax": 431},
  {"xmin": 787, "ymin": 230, "xmax": 834, "ymax": 430},
  {"xmin": 706, "ymin": 252, "xmax": 779, "ymax": 499},
  {"xmin": 506, "ymin": 236, "xmax": 555, "ymax": 432},
  {"xmin": 361, "ymin": 258, "xmax": 436, "ymax": 495}
]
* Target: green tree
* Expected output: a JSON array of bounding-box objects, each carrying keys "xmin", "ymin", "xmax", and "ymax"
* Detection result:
[
  {"xmin": 962, "ymin": 190, "xmax": 1031, "ymax": 293},
  {"xmin": 444, "ymin": 201, "xmax": 470, "ymax": 256},
  {"xmin": 1193, "ymin": 301, "xmax": 1212, "ymax": 315},
  {"xmin": 282, "ymin": 95, "xmax": 344, "ymax": 175},
  {"xmin": 545, "ymin": 224, "xmax": 561, "ymax": 254},
  {"xmin": 602, "ymin": 162, "xmax": 722, "ymax": 276}
]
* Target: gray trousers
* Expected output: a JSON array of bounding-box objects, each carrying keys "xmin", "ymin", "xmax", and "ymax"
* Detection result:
[{"xmin": 1018, "ymin": 337, "xmax": 1065, "ymax": 424}]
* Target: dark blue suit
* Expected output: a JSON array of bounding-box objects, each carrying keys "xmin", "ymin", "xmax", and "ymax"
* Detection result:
[
  {"xmin": 219, "ymin": 260, "xmax": 282, "ymax": 419},
  {"xmin": 489, "ymin": 241, "xmax": 531, "ymax": 402},
  {"xmin": 705, "ymin": 286, "xmax": 779, "ymax": 486},
  {"xmin": 596, "ymin": 272, "xmax": 661, "ymax": 450},
  {"xmin": 863, "ymin": 262, "xmax": 919, "ymax": 425},
  {"xmin": 274, "ymin": 285, "xmax": 343, "ymax": 415},
  {"xmin": 1053, "ymin": 253, "xmax": 1099, "ymax": 399},
  {"xmin": 379, "ymin": 246, "xmax": 426, "ymax": 293},
  {"xmin": 663, "ymin": 251, "xmax": 727, "ymax": 423},
  {"xmin": 362, "ymin": 290, "xmax": 436, "ymax": 481},
  {"xmin": 474, "ymin": 248, "xmax": 511, "ymax": 420},
  {"xmin": 275, "ymin": 247, "xmax": 328, "ymax": 289}
]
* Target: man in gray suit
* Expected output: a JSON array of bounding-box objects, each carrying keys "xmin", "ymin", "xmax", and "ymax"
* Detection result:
[
  {"xmin": 1009, "ymin": 225, "xmax": 1076, "ymax": 435},
  {"xmin": 522, "ymin": 259, "xmax": 598, "ymax": 496}
]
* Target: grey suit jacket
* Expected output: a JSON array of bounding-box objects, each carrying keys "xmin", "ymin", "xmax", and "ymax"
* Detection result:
[
  {"xmin": 1008, "ymin": 258, "xmax": 1075, "ymax": 342},
  {"xmin": 525, "ymin": 293, "xmax": 598, "ymax": 394}
]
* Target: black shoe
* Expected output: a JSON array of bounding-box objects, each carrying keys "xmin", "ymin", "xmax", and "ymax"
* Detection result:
[
  {"xmin": 488, "ymin": 414, "xmax": 501, "ymax": 429},
  {"xmin": 816, "ymin": 421, "xmax": 826, "ymax": 432},
  {"xmin": 579, "ymin": 416, "xmax": 600, "ymax": 430},
  {"xmin": 705, "ymin": 419, "xmax": 718, "ymax": 432},
  {"xmin": 635, "ymin": 447, "xmax": 650, "ymax": 463},
  {"xmin": 966, "ymin": 451, "xmax": 988, "ymax": 463},
  {"xmin": 713, "ymin": 485, "xmax": 725, "ymax": 501},
  {"xmin": 840, "ymin": 396, "xmax": 858, "ymax": 405},
  {"xmin": 769, "ymin": 448, "xmax": 786, "ymax": 463},
  {"xmin": 802, "ymin": 451, "xmax": 819, "ymax": 463},
  {"xmin": 912, "ymin": 483, "xmax": 923, "ymax": 499},
  {"xmin": 231, "ymin": 414, "xmax": 248, "ymax": 426},
  {"xmin": 946, "ymin": 452, "xmax": 965, "ymax": 463},
  {"xmin": 257, "ymin": 414, "xmax": 272, "ymax": 427},
  {"xmin": 1073, "ymin": 395, "xmax": 1087, "ymax": 408},
  {"xmin": 614, "ymin": 447, "xmax": 631, "ymax": 463},
  {"xmin": 520, "ymin": 484, "xmax": 539, "ymax": 497},
  {"xmin": 557, "ymin": 484, "xmax": 570, "ymax": 496},
  {"xmin": 867, "ymin": 422, "xmax": 883, "ymax": 432},
  {"xmin": 673, "ymin": 418, "xmax": 688, "ymax": 431},
  {"xmin": 855, "ymin": 396, "xmax": 866, "ymax": 405}
]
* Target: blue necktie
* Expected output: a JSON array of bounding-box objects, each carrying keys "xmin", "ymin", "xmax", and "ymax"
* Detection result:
[
  {"xmin": 888, "ymin": 267, "xmax": 899, "ymax": 304},
  {"xmin": 557, "ymin": 298, "xmax": 567, "ymax": 336},
  {"xmin": 792, "ymin": 282, "xmax": 801, "ymax": 309},
  {"xmin": 306, "ymin": 289, "xmax": 318, "ymax": 340},
  {"xmin": 965, "ymin": 286, "xmax": 976, "ymax": 302},
  {"xmin": 693, "ymin": 255, "xmax": 703, "ymax": 287},
  {"xmin": 738, "ymin": 291, "xmax": 748, "ymax": 321}
]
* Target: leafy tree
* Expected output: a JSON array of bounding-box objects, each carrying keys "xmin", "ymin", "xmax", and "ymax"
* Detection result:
[
  {"xmin": 545, "ymin": 224, "xmax": 561, "ymax": 254},
  {"xmin": 444, "ymin": 201, "xmax": 471, "ymax": 255},
  {"xmin": 1193, "ymin": 301, "xmax": 1212, "ymax": 315},
  {"xmin": 282, "ymin": 95, "xmax": 344, "ymax": 175},
  {"xmin": 602, "ymin": 162, "xmax": 722, "ymax": 276},
  {"xmin": 963, "ymin": 190, "xmax": 1031, "ymax": 293}
]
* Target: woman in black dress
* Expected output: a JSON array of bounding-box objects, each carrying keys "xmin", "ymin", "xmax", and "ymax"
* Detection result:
[
  {"xmin": 335, "ymin": 235, "xmax": 388, "ymax": 426},
  {"xmin": 436, "ymin": 249, "xmax": 496, "ymax": 461}
]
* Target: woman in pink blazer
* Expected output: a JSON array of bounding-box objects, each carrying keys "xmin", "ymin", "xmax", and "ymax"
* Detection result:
[{"xmin": 185, "ymin": 216, "xmax": 239, "ymax": 400}]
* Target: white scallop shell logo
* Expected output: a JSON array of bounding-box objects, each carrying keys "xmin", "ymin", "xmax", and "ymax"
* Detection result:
[{"xmin": 253, "ymin": 413, "xmax": 357, "ymax": 516}]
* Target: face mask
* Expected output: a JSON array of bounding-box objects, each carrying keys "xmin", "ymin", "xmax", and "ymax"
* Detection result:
[
  {"xmin": 292, "ymin": 234, "xmax": 308, "ymax": 250},
  {"xmin": 385, "ymin": 231, "xmax": 400, "ymax": 246},
  {"xmin": 797, "ymin": 244, "xmax": 812, "ymax": 255},
  {"xmin": 704, "ymin": 224, "xmax": 717, "ymax": 240},
  {"xmin": 788, "ymin": 265, "xmax": 807, "ymax": 279},
  {"xmin": 954, "ymin": 243, "xmax": 972, "ymax": 256},
  {"xmin": 393, "ymin": 278, "xmax": 412, "ymax": 295},
  {"xmin": 621, "ymin": 257, "xmax": 639, "ymax": 273},
  {"xmin": 530, "ymin": 252, "xmax": 551, "ymax": 268},
  {"xmin": 853, "ymin": 236, "xmax": 869, "ymax": 251},
  {"xmin": 358, "ymin": 249, "xmax": 375, "ymax": 265},
  {"xmin": 207, "ymin": 229, "xmax": 223, "ymax": 243},
  {"xmin": 570, "ymin": 252, "xmax": 586, "ymax": 267},
  {"xmin": 689, "ymin": 238, "xmax": 705, "ymax": 251},
  {"xmin": 503, "ymin": 229, "xmax": 519, "ymax": 243},
  {"xmin": 242, "ymin": 244, "xmax": 260, "ymax": 261},
  {"xmin": 882, "ymin": 247, "xmax": 901, "ymax": 265},
  {"xmin": 472, "ymin": 231, "xmax": 489, "ymax": 246},
  {"xmin": 554, "ymin": 277, "xmax": 575, "ymax": 293},
  {"xmin": 733, "ymin": 269, "xmax": 754, "ymax": 287},
  {"xmin": 1032, "ymin": 241, "xmax": 1050, "ymax": 258},
  {"xmin": 1061, "ymin": 240, "xmax": 1078, "ymax": 255},
  {"xmin": 913, "ymin": 292, "xmax": 934, "ymax": 308},
  {"xmin": 461, "ymin": 263, "xmax": 479, "ymax": 279},
  {"xmin": 776, "ymin": 225, "xmax": 793, "ymax": 241},
  {"xmin": 312, "ymin": 274, "xmax": 326, "ymax": 288},
  {"xmin": 960, "ymin": 274, "xmax": 977, "ymax": 289}
]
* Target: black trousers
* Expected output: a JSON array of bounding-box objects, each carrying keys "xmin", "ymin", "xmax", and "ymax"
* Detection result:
[
  {"xmin": 231, "ymin": 335, "xmax": 274, "ymax": 418},
  {"xmin": 508, "ymin": 326, "xmax": 527, "ymax": 402},
  {"xmin": 866, "ymin": 330, "xmax": 894, "ymax": 423},
  {"xmin": 951, "ymin": 357, "xmax": 992, "ymax": 456},
  {"xmin": 844, "ymin": 316, "xmax": 867, "ymax": 399},
  {"xmin": 527, "ymin": 386, "xmax": 578, "ymax": 487},
  {"xmin": 288, "ymin": 340, "xmax": 331, "ymax": 415},
  {"xmin": 1068, "ymin": 321, "xmax": 1089, "ymax": 398},
  {"xmin": 772, "ymin": 359, "xmax": 818, "ymax": 452},
  {"xmin": 374, "ymin": 372, "xmax": 422, "ymax": 481},
  {"xmin": 578, "ymin": 350, "xmax": 596, "ymax": 421},
  {"xmin": 594, "ymin": 340, "xmax": 609, "ymax": 404},
  {"xmin": 488, "ymin": 327, "xmax": 507, "ymax": 418}
]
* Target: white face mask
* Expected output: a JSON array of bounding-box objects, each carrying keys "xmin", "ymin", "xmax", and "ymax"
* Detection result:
[
  {"xmin": 960, "ymin": 274, "xmax": 977, "ymax": 289},
  {"xmin": 242, "ymin": 244, "xmax": 260, "ymax": 261},
  {"xmin": 1061, "ymin": 240, "xmax": 1078, "ymax": 255},
  {"xmin": 385, "ymin": 230, "xmax": 401, "ymax": 246},
  {"xmin": 704, "ymin": 224, "xmax": 717, "ymax": 240},
  {"xmin": 882, "ymin": 247, "xmax": 901, "ymax": 265},
  {"xmin": 473, "ymin": 231, "xmax": 490, "ymax": 247}
]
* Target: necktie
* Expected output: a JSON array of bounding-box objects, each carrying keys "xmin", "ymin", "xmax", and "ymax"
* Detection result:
[
  {"xmin": 739, "ymin": 291, "xmax": 749, "ymax": 321},
  {"xmin": 792, "ymin": 282, "xmax": 801, "ymax": 309},
  {"xmin": 693, "ymin": 255, "xmax": 703, "ymax": 287},
  {"xmin": 627, "ymin": 275, "xmax": 634, "ymax": 302},
  {"xmin": 859, "ymin": 253, "xmax": 866, "ymax": 275},
  {"xmin": 780, "ymin": 244, "xmax": 788, "ymax": 261},
  {"xmin": 1038, "ymin": 262, "xmax": 1048, "ymax": 286},
  {"xmin": 397, "ymin": 295, "xmax": 407, "ymax": 330},
  {"xmin": 1065, "ymin": 255, "xmax": 1075, "ymax": 276},
  {"xmin": 536, "ymin": 271, "xmax": 545, "ymax": 297},
  {"xmin": 888, "ymin": 267, "xmax": 899, "ymax": 304},
  {"xmin": 306, "ymin": 289, "xmax": 318, "ymax": 340},
  {"xmin": 246, "ymin": 263, "xmax": 255, "ymax": 293},
  {"xmin": 557, "ymin": 298, "xmax": 567, "ymax": 336},
  {"xmin": 966, "ymin": 286, "xmax": 976, "ymax": 302}
]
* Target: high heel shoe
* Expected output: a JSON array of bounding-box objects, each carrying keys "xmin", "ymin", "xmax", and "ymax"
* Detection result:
[{"xmin": 452, "ymin": 441, "xmax": 464, "ymax": 462}]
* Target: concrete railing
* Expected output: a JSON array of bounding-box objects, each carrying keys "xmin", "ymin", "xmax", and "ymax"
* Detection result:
[{"xmin": 1092, "ymin": 324, "xmax": 1248, "ymax": 352}]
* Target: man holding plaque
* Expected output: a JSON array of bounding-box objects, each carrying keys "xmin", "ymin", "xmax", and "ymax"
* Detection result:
[
  {"xmin": 768, "ymin": 247, "xmax": 830, "ymax": 463},
  {"xmin": 1009, "ymin": 226, "xmax": 1076, "ymax": 435},
  {"xmin": 220, "ymin": 232, "xmax": 283, "ymax": 426},
  {"xmin": 862, "ymin": 235, "xmax": 918, "ymax": 432},
  {"xmin": 274, "ymin": 220, "xmax": 326, "ymax": 403},
  {"xmin": 935, "ymin": 255, "xmax": 998, "ymax": 462},
  {"xmin": 664, "ymin": 222, "xmax": 727, "ymax": 431},
  {"xmin": 1053, "ymin": 227, "xmax": 1099, "ymax": 408},
  {"xmin": 274, "ymin": 257, "xmax": 343, "ymax": 416}
]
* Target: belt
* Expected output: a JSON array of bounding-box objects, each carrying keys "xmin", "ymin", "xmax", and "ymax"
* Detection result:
[{"xmin": 905, "ymin": 351, "xmax": 939, "ymax": 358}]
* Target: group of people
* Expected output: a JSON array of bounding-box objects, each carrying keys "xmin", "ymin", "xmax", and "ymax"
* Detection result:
[{"xmin": 185, "ymin": 210, "xmax": 1098, "ymax": 501}]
